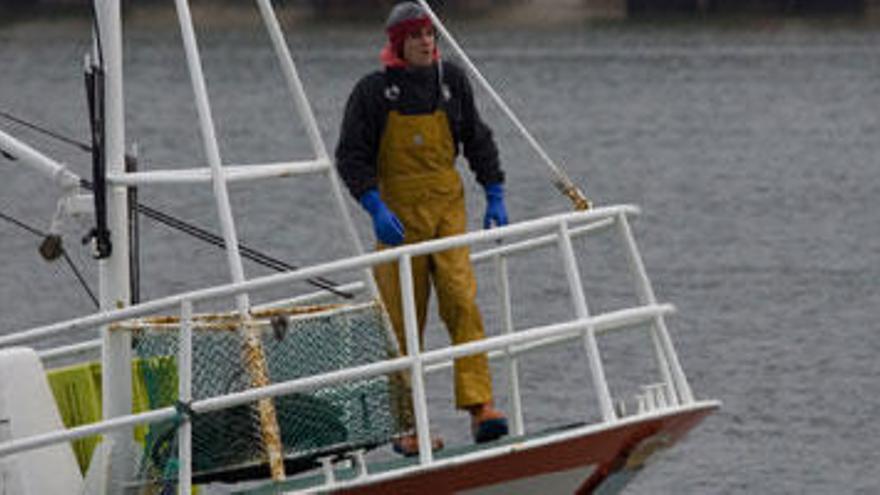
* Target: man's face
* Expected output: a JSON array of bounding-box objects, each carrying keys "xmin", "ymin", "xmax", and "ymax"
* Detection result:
[{"xmin": 402, "ymin": 25, "xmax": 435, "ymax": 67}]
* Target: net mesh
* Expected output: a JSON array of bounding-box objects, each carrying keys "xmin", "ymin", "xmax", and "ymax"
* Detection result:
[{"xmin": 116, "ymin": 301, "xmax": 405, "ymax": 490}]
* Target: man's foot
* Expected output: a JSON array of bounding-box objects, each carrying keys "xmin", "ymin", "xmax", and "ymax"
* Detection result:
[
  {"xmin": 391, "ymin": 433, "xmax": 445, "ymax": 457},
  {"xmin": 468, "ymin": 403, "xmax": 509, "ymax": 444}
]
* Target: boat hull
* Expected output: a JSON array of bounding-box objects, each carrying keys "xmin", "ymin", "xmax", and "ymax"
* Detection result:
[{"xmin": 328, "ymin": 401, "xmax": 718, "ymax": 495}]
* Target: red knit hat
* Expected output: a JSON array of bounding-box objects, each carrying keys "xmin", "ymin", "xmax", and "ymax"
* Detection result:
[{"xmin": 380, "ymin": 2, "xmax": 438, "ymax": 68}]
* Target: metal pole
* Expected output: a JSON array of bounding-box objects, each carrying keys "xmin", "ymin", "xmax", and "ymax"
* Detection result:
[
  {"xmin": 172, "ymin": 0, "xmax": 248, "ymax": 310},
  {"xmin": 252, "ymin": 0, "xmax": 375, "ymax": 300},
  {"xmin": 0, "ymin": 129, "xmax": 81, "ymax": 188},
  {"xmin": 415, "ymin": 0, "xmax": 591, "ymax": 211},
  {"xmin": 178, "ymin": 300, "xmax": 193, "ymax": 495},
  {"xmin": 4, "ymin": 304, "xmax": 677, "ymax": 460},
  {"xmin": 398, "ymin": 254, "xmax": 432, "ymax": 465},
  {"xmin": 617, "ymin": 213, "xmax": 693, "ymax": 404},
  {"xmin": 93, "ymin": 1, "xmax": 133, "ymax": 490},
  {"xmin": 610, "ymin": 214, "xmax": 674, "ymax": 405},
  {"xmin": 172, "ymin": 0, "xmax": 285, "ymax": 480},
  {"xmin": 254, "ymin": 0, "xmax": 326, "ymax": 161},
  {"xmin": 495, "ymin": 255, "xmax": 524, "ymax": 436},
  {"xmin": 557, "ymin": 221, "xmax": 615, "ymax": 422}
]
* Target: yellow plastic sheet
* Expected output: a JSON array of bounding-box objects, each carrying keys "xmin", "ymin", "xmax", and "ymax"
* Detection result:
[{"xmin": 46, "ymin": 361, "xmax": 151, "ymax": 473}]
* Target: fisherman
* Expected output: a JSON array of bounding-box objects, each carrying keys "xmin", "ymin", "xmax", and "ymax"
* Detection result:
[{"xmin": 335, "ymin": 1, "xmax": 509, "ymax": 455}]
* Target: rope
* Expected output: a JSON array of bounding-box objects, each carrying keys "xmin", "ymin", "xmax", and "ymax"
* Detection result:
[
  {"xmin": 415, "ymin": 0, "xmax": 593, "ymax": 211},
  {"xmin": 0, "ymin": 210, "xmax": 43, "ymax": 237},
  {"xmin": 0, "ymin": 210, "xmax": 99, "ymax": 308},
  {"xmin": 174, "ymin": 400, "xmax": 195, "ymax": 424},
  {"xmin": 61, "ymin": 250, "xmax": 100, "ymax": 308}
]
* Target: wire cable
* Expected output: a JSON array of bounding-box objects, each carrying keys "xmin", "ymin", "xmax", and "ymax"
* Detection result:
[
  {"xmin": 0, "ymin": 110, "xmax": 352, "ymax": 298},
  {"xmin": 0, "ymin": 110, "xmax": 92, "ymax": 153},
  {"xmin": 0, "ymin": 210, "xmax": 99, "ymax": 308}
]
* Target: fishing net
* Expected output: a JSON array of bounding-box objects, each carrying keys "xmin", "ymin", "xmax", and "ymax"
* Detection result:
[{"xmin": 113, "ymin": 301, "xmax": 407, "ymax": 491}]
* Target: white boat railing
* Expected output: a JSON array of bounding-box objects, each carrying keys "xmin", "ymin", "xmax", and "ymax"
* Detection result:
[
  {"xmin": 105, "ymin": 159, "xmax": 333, "ymax": 186},
  {"xmin": 31, "ymin": 220, "xmax": 615, "ymax": 366},
  {"xmin": 0, "ymin": 207, "xmax": 625, "ymax": 347},
  {"xmin": 0, "ymin": 205, "xmax": 695, "ymax": 492}
]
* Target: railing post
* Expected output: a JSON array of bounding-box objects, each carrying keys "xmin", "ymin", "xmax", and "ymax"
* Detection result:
[
  {"xmin": 495, "ymin": 254, "xmax": 524, "ymax": 436},
  {"xmin": 617, "ymin": 215, "xmax": 676, "ymax": 407},
  {"xmin": 398, "ymin": 254, "xmax": 432, "ymax": 465},
  {"xmin": 557, "ymin": 221, "xmax": 616, "ymax": 422},
  {"xmin": 616, "ymin": 212, "xmax": 693, "ymax": 405},
  {"xmin": 252, "ymin": 0, "xmax": 373, "ymax": 306},
  {"xmin": 173, "ymin": 0, "xmax": 286, "ymax": 479},
  {"xmin": 178, "ymin": 300, "xmax": 193, "ymax": 495}
]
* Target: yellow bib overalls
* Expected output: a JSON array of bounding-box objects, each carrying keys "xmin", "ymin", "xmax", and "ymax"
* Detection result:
[{"xmin": 374, "ymin": 109, "xmax": 493, "ymax": 413}]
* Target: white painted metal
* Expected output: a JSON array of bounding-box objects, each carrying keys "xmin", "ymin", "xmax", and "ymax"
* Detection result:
[
  {"xmin": 423, "ymin": 304, "xmax": 675, "ymax": 374},
  {"xmin": 178, "ymin": 301, "xmax": 193, "ymax": 495},
  {"xmin": 37, "ymin": 303, "xmax": 673, "ymax": 394},
  {"xmin": 252, "ymin": 0, "xmax": 372, "ymax": 302},
  {"xmin": 37, "ymin": 282, "xmax": 368, "ymax": 366},
  {"xmin": 415, "ymin": 0, "xmax": 588, "ymax": 202},
  {"xmin": 0, "ymin": 200, "xmax": 701, "ymax": 495},
  {"xmin": 318, "ymin": 456, "xmax": 336, "ymax": 485},
  {"xmin": 399, "ymin": 254, "xmax": 433, "ymax": 465},
  {"xmin": 173, "ymin": 1, "xmax": 289, "ymax": 480},
  {"xmin": 0, "ymin": 305, "xmax": 685, "ymax": 459},
  {"xmin": 172, "ymin": 0, "xmax": 249, "ymax": 313},
  {"xmin": 93, "ymin": 2, "xmax": 134, "ymax": 490},
  {"xmin": 255, "ymin": 0, "xmax": 326, "ymax": 161},
  {"xmin": 7, "ymin": 313, "xmax": 605, "ymax": 460},
  {"xmin": 471, "ymin": 218, "xmax": 616, "ymax": 263},
  {"xmin": 0, "ymin": 207, "xmax": 637, "ymax": 348},
  {"xmin": 0, "ymin": 405, "xmax": 180, "ymax": 458},
  {"xmin": 105, "ymin": 159, "xmax": 331, "ymax": 185},
  {"xmin": 38, "ymin": 339, "xmax": 101, "ymax": 363},
  {"xmin": 495, "ymin": 255, "xmax": 525, "ymax": 436},
  {"xmin": 617, "ymin": 213, "xmax": 694, "ymax": 404},
  {"xmin": 557, "ymin": 221, "xmax": 615, "ymax": 422},
  {"xmin": 0, "ymin": 129, "xmax": 80, "ymax": 188},
  {"xmin": 326, "ymin": 165, "xmax": 377, "ymax": 297},
  {"xmin": 616, "ymin": 214, "xmax": 677, "ymax": 406},
  {"xmin": 352, "ymin": 449, "xmax": 368, "ymax": 479}
]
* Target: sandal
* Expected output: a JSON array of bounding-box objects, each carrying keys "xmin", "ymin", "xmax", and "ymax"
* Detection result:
[{"xmin": 391, "ymin": 433, "xmax": 445, "ymax": 457}]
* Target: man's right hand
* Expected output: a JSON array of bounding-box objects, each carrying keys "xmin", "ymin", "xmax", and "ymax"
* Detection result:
[{"xmin": 359, "ymin": 189, "xmax": 405, "ymax": 246}]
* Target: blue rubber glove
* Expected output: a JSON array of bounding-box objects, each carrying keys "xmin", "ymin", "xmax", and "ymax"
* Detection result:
[
  {"xmin": 359, "ymin": 189, "xmax": 405, "ymax": 246},
  {"xmin": 483, "ymin": 183, "xmax": 509, "ymax": 229}
]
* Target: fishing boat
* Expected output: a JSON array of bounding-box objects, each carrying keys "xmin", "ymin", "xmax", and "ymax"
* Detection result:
[{"xmin": 0, "ymin": 1, "xmax": 719, "ymax": 493}]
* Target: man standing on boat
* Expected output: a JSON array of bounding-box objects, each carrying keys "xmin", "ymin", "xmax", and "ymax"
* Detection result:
[{"xmin": 336, "ymin": 1, "xmax": 509, "ymax": 455}]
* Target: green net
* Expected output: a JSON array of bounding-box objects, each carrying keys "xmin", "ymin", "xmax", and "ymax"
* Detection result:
[{"xmin": 116, "ymin": 301, "xmax": 406, "ymax": 488}]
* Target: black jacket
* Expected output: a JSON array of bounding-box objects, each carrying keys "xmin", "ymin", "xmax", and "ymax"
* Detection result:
[{"xmin": 335, "ymin": 61, "xmax": 504, "ymax": 200}]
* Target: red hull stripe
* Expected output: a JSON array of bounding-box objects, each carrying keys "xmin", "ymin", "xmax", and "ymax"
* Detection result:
[{"xmin": 335, "ymin": 405, "xmax": 716, "ymax": 495}]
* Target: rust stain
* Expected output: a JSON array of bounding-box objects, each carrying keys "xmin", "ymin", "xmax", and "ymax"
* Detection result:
[{"xmin": 108, "ymin": 302, "xmax": 344, "ymax": 333}]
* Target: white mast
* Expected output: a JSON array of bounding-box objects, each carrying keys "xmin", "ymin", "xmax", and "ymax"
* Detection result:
[{"xmin": 93, "ymin": 0, "xmax": 133, "ymax": 490}]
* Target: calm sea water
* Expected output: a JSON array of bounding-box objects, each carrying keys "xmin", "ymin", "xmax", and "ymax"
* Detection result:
[{"xmin": 1, "ymin": 9, "xmax": 879, "ymax": 494}]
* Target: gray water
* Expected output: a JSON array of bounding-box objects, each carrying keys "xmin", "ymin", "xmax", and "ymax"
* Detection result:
[{"xmin": 1, "ymin": 10, "xmax": 879, "ymax": 494}]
